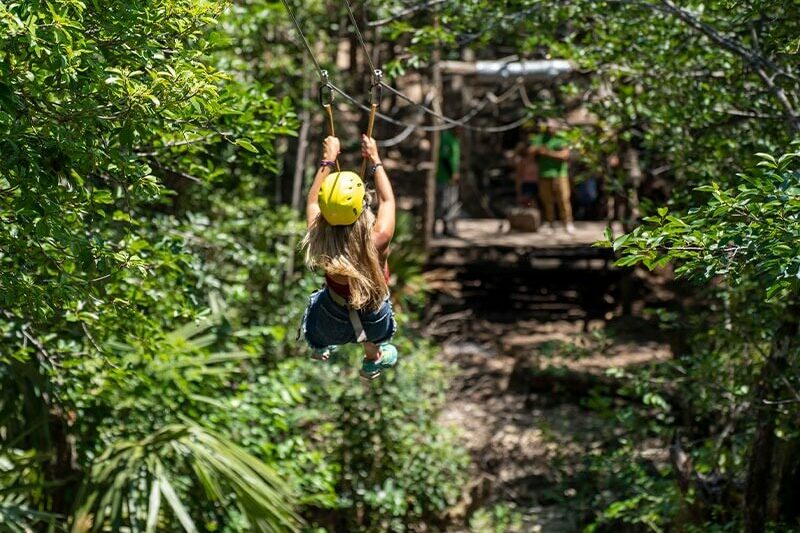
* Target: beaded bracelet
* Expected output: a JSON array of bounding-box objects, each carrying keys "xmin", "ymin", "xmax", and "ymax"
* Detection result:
[{"xmin": 320, "ymin": 160, "xmax": 336, "ymax": 169}]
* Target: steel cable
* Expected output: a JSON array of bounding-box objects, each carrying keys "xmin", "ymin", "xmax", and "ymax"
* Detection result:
[
  {"xmin": 281, "ymin": 0, "xmax": 534, "ymax": 138},
  {"xmin": 330, "ymin": 82, "xmax": 533, "ymax": 135},
  {"xmin": 280, "ymin": 0, "xmax": 326, "ymax": 80},
  {"xmin": 343, "ymin": 0, "xmax": 379, "ymax": 76}
]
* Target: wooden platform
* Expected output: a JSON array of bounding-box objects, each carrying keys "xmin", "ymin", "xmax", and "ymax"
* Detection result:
[{"xmin": 428, "ymin": 219, "xmax": 622, "ymax": 268}]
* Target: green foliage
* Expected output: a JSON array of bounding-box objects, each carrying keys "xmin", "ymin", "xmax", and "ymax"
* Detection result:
[
  {"xmin": 589, "ymin": 149, "xmax": 800, "ymax": 530},
  {"xmin": 72, "ymin": 423, "xmax": 300, "ymax": 533},
  {"xmin": 383, "ymin": 1, "xmax": 800, "ymax": 528},
  {"xmin": 613, "ymin": 147, "xmax": 800, "ymax": 301},
  {"xmin": 374, "ymin": 0, "xmax": 800, "ymax": 528},
  {"xmin": 469, "ymin": 503, "xmax": 525, "ymax": 533},
  {"xmin": 1, "ymin": 1, "xmax": 468, "ymax": 530},
  {"xmin": 276, "ymin": 339, "xmax": 470, "ymax": 531}
]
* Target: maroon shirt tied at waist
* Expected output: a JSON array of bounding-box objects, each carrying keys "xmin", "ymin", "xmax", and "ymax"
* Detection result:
[{"xmin": 325, "ymin": 262, "xmax": 390, "ymax": 301}]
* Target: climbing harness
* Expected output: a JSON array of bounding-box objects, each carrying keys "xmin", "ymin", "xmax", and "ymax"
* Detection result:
[
  {"xmin": 327, "ymin": 286, "xmax": 368, "ymax": 343},
  {"xmin": 319, "ymin": 68, "xmax": 382, "ymax": 179},
  {"xmin": 283, "ymin": 0, "xmax": 383, "ymax": 179}
]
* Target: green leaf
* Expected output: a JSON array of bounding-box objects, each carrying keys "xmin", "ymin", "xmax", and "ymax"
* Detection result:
[
  {"xmin": 754, "ymin": 152, "xmax": 777, "ymax": 164},
  {"xmin": 603, "ymin": 225, "xmax": 613, "ymax": 243},
  {"xmin": 93, "ymin": 190, "xmax": 114, "ymax": 204},
  {"xmin": 235, "ymin": 139, "xmax": 258, "ymax": 153},
  {"xmin": 145, "ymin": 478, "xmax": 161, "ymax": 533},
  {"xmin": 158, "ymin": 464, "xmax": 198, "ymax": 533},
  {"xmin": 612, "ymin": 233, "xmax": 631, "ymax": 252}
]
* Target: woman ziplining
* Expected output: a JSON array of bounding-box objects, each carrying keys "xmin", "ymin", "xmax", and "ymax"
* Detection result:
[
  {"xmin": 283, "ymin": 0, "xmax": 399, "ymax": 380},
  {"xmin": 282, "ymin": 0, "xmax": 528, "ymax": 379},
  {"xmin": 299, "ymin": 134, "xmax": 398, "ymax": 381}
]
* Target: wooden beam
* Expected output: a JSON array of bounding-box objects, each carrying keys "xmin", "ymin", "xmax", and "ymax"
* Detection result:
[{"xmin": 439, "ymin": 59, "xmax": 574, "ymax": 80}]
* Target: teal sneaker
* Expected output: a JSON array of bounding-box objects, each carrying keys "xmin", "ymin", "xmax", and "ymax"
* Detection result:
[{"xmin": 359, "ymin": 343, "xmax": 398, "ymax": 381}]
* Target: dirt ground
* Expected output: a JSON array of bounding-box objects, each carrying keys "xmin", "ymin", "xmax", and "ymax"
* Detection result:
[{"xmin": 425, "ymin": 263, "xmax": 674, "ymax": 532}]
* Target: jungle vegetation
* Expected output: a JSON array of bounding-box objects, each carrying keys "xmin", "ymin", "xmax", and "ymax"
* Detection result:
[{"xmin": 1, "ymin": 0, "xmax": 799, "ymax": 531}]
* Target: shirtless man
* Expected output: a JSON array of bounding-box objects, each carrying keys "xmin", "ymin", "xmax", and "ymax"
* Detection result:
[{"xmin": 514, "ymin": 141, "xmax": 539, "ymax": 208}]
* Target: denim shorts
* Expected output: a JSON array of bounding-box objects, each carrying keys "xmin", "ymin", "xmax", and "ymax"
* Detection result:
[{"xmin": 300, "ymin": 287, "xmax": 397, "ymax": 350}]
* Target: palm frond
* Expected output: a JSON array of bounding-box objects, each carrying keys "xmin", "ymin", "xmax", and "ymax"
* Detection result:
[
  {"xmin": 71, "ymin": 424, "xmax": 302, "ymax": 533},
  {"xmin": 0, "ymin": 447, "xmax": 60, "ymax": 533},
  {"xmin": 0, "ymin": 498, "xmax": 59, "ymax": 533}
]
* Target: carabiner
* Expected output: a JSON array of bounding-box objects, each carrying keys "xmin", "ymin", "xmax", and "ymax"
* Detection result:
[
  {"xmin": 369, "ymin": 69, "xmax": 383, "ymax": 105},
  {"xmin": 319, "ymin": 84, "xmax": 335, "ymax": 107},
  {"xmin": 319, "ymin": 70, "xmax": 335, "ymax": 107}
]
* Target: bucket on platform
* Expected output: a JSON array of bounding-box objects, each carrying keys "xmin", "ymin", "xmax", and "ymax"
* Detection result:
[{"xmin": 506, "ymin": 207, "xmax": 541, "ymax": 232}]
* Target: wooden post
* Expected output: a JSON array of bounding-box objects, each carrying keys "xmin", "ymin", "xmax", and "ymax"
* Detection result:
[
  {"xmin": 423, "ymin": 17, "xmax": 442, "ymax": 251},
  {"xmin": 285, "ymin": 81, "xmax": 311, "ymax": 282},
  {"xmin": 291, "ymin": 103, "xmax": 311, "ymax": 213},
  {"xmin": 459, "ymin": 48, "xmax": 473, "ymax": 225}
]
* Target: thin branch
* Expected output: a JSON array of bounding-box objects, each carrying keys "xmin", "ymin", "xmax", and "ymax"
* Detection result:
[
  {"xmin": 135, "ymin": 131, "xmax": 233, "ymax": 157},
  {"xmin": 80, "ymin": 322, "xmax": 120, "ymax": 369},
  {"xmin": 658, "ymin": 0, "xmax": 800, "ymax": 131},
  {"xmin": 761, "ymin": 398, "xmax": 800, "ymax": 405},
  {"xmin": 367, "ymin": 0, "xmax": 447, "ymax": 27},
  {"xmin": 723, "ymin": 109, "xmax": 785, "ymax": 120},
  {"xmin": 80, "ymin": 322, "xmax": 103, "ymax": 353},
  {"xmin": 148, "ymin": 159, "xmax": 203, "ymax": 183}
]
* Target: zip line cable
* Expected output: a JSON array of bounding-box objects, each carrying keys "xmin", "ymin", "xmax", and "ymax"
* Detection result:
[
  {"xmin": 376, "ymin": 83, "xmax": 530, "ymax": 146},
  {"xmin": 347, "ymin": 0, "xmax": 531, "ymax": 130},
  {"xmin": 280, "ymin": 0, "xmax": 325, "ymax": 80},
  {"xmin": 329, "ymin": 81, "xmax": 532, "ymax": 135},
  {"xmin": 378, "ymin": 81, "xmax": 534, "ymax": 132},
  {"xmin": 343, "ymin": 0, "xmax": 379, "ymax": 77},
  {"xmin": 378, "ymin": 124, "xmax": 416, "ymax": 147},
  {"xmin": 279, "ymin": 0, "xmax": 535, "ymax": 139}
]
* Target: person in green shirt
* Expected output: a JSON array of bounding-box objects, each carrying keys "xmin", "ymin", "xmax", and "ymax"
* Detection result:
[
  {"xmin": 529, "ymin": 120, "xmax": 575, "ymax": 234},
  {"xmin": 436, "ymin": 129, "xmax": 461, "ymax": 236}
]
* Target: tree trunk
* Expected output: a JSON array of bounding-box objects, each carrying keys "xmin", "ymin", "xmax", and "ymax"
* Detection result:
[
  {"xmin": 745, "ymin": 304, "xmax": 800, "ymax": 532},
  {"xmin": 423, "ymin": 18, "xmax": 442, "ymax": 251},
  {"xmin": 284, "ymin": 81, "xmax": 311, "ymax": 283},
  {"xmin": 622, "ymin": 145, "xmax": 642, "ymax": 233},
  {"xmin": 45, "ymin": 406, "xmax": 79, "ymax": 516}
]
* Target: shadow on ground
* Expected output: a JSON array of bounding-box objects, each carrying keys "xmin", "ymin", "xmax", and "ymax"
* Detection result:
[{"xmin": 424, "ymin": 262, "xmax": 676, "ymax": 532}]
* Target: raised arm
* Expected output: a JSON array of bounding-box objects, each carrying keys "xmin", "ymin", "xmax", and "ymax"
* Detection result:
[
  {"xmin": 538, "ymin": 132, "xmax": 570, "ymax": 160},
  {"xmin": 361, "ymin": 135, "xmax": 395, "ymax": 253},
  {"xmin": 306, "ymin": 136, "xmax": 340, "ymax": 228}
]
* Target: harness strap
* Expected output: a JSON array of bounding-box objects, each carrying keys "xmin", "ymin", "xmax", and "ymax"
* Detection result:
[
  {"xmin": 359, "ymin": 70, "xmax": 383, "ymax": 179},
  {"xmin": 319, "ymin": 71, "xmax": 342, "ymax": 173},
  {"xmin": 327, "ymin": 288, "xmax": 368, "ymax": 343}
]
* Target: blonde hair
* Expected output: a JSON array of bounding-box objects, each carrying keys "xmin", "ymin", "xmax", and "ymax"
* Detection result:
[{"xmin": 301, "ymin": 197, "xmax": 388, "ymax": 311}]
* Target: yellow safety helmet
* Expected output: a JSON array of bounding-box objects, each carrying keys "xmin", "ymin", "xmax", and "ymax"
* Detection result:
[{"xmin": 318, "ymin": 171, "xmax": 365, "ymax": 226}]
